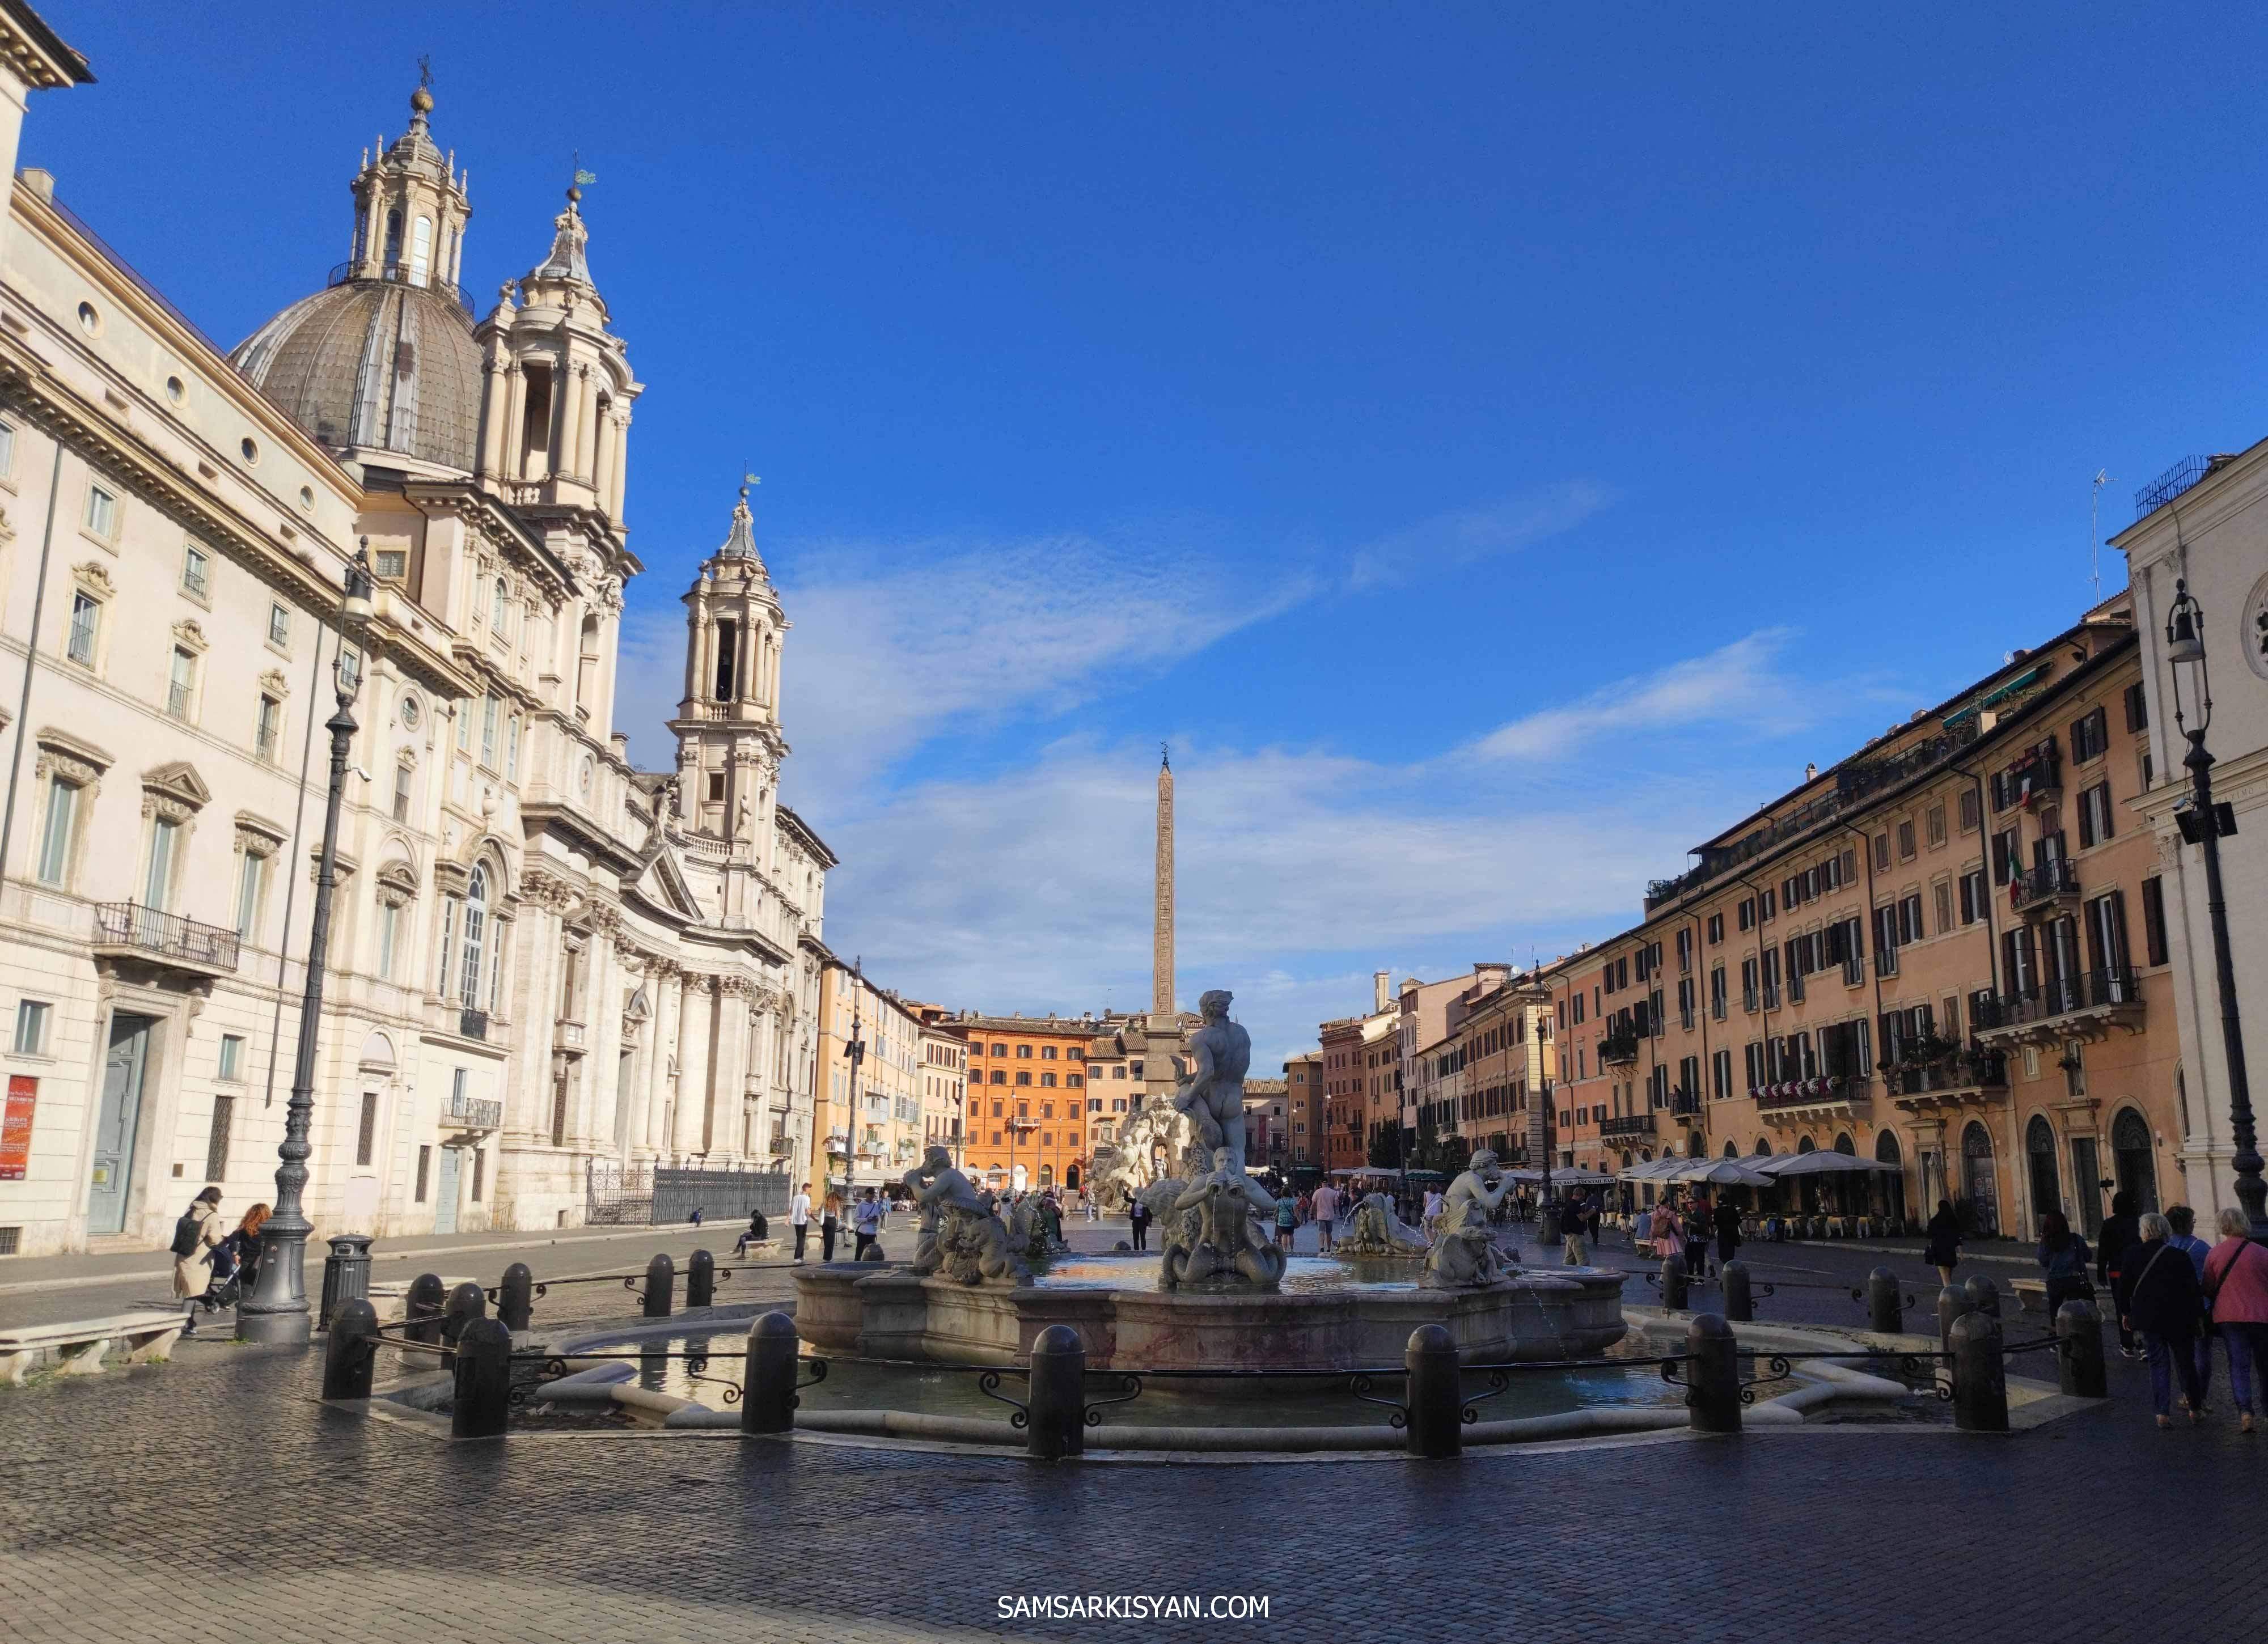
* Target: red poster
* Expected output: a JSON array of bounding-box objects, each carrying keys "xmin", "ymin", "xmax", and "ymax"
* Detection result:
[{"xmin": 0, "ymin": 1075, "xmax": 34, "ymax": 1181}]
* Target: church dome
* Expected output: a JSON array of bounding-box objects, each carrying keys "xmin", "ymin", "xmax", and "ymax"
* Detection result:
[{"xmin": 230, "ymin": 276, "xmax": 484, "ymax": 472}]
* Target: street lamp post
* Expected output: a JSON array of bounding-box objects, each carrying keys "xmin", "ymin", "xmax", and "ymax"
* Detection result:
[
  {"xmin": 844, "ymin": 960, "xmax": 865, "ymax": 1240},
  {"xmin": 239, "ymin": 544, "xmax": 374, "ymax": 1344},
  {"xmin": 2163, "ymin": 579, "xmax": 2263, "ymax": 1241}
]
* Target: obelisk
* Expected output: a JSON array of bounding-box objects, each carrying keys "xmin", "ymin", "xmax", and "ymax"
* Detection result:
[{"xmin": 1153, "ymin": 746, "xmax": 1174, "ymax": 1024}]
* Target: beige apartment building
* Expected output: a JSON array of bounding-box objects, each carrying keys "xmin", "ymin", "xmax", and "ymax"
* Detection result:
[
  {"xmin": 1535, "ymin": 595, "xmax": 2178, "ymax": 1238},
  {"xmin": 1282, "ymin": 1050, "xmax": 1323, "ymax": 1172}
]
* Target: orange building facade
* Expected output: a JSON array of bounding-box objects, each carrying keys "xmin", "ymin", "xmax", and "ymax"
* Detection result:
[{"xmin": 960, "ymin": 1015, "xmax": 1095, "ymax": 1194}]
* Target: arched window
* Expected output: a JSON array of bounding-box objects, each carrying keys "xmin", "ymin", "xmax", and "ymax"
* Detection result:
[
  {"xmin": 577, "ymin": 613, "xmax": 600, "ymax": 714},
  {"xmin": 409, "ymin": 217, "xmax": 432, "ymax": 286},
  {"xmin": 2111, "ymin": 1108, "xmax": 2158, "ymax": 1214},
  {"xmin": 491, "ymin": 578, "xmax": 509, "ymax": 634},
  {"xmin": 1724, "ymin": 1141, "xmax": 1738, "ymax": 1159},
  {"xmin": 1833, "ymin": 1132, "xmax": 1855, "ymax": 1155},
  {"xmin": 383, "ymin": 209, "xmax": 401, "ymax": 269},
  {"xmin": 459, "ymin": 863, "xmax": 488, "ymax": 1011},
  {"xmin": 1796, "ymin": 1135, "xmax": 1816, "ymax": 1153},
  {"xmin": 1960, "ymin": 1121, "xmax": 1999, "ymax": 1236},
  {"xmin": 1754, "ymin": 1139, "xmax": 1771, "ymax": 1156}
]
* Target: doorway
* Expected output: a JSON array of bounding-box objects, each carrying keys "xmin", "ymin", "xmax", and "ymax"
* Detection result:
[
  {"xmin": 2025, "ymin": 1116, "xmax": 2061, "ymax": 1236},
  {"xmin": 433, "ymin": 1145, "xmax": 462, "ymax": 1234},
  {"xmin": 88, "ymin": 1014, "xmax": 156, "ymax": 1235},
  {"xmin": 2111, "ymin": 1109, "xmax": 2157, "ymax": 1214},
  {"xmin": 1960, "ymin": 1122, "xmax": 1999, "ymax": 1236},
  {"xmin": 2070, "ymin": 1136, "xmax": 2104, "ymax": 1237}
]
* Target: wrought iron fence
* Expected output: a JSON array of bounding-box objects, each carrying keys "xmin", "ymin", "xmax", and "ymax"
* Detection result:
[
  {"xmin": 584, "ymin": 1162, "xmax": 794, "ymax": 1226},
  {"xmin": 94, "ymin": 901, "xmax": 240, "ymax": 971}
]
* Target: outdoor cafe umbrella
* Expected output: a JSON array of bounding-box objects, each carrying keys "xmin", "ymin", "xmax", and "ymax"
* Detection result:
[
  {"xmin": 1666, "ymin": 1157, "xmax": 1777, "ymax": 1189},
  {"xmin": 1751, "ymin": 1151, "xmax": 1897, "ymax": 1177},
  {"xmin": 1615, "ymin": 1157, "xmax": 1686, "ymax": 1181}
]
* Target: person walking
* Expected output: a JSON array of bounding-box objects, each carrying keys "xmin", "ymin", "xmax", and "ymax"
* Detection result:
[
  {"xmin": 1648, "ymin": 1198, "xmax": 1680, "ymax": 1264},
  {"xmin": 789, "ymin": 1182, "xmax": 813, "ymax": 1263},
  {"xmin": 1924, "ymin": 1199, "xmax": 1962, "ymax": 1289},
  {"xmin": 851, "ymin": 1189, "xmax": 879, "ymax": 1260},
  {"xmin": 1312, "ymin": 1181, "xmax": 1340, "ymax": 1253},
  {"xmin": 1682, "ymin": 1197, "xmax": 1710, "ymax": 1278},
  {"xmin": 2125, "ymin": 1211, "xmax": 2207, "ymax": 1427},
  {"xmin": 170, "ymin": 1187, "xmax": 224, "ymax": 1337},
  {"xmin": 2166, "ymin": 1206, "xmax": 2216, "ymax": 1410},
  {"xmin": 1563, "ymin": 1191, "xmax": 1592, "ymax": 1266},
  {"xmin": 2098, "ymin": 1190, "xmax": 2143, "ymax": 1359},
  {"xmin": 820, "ymin": 1192, "xmax": 842, "ymax": 1261},
  {"xmin": 1128, "ymin": 1192, "xmax": 1151, "ymax": 1252},
  {"xmin": 216, "ymin": 1202, "xmax": 270, "ymax": 1297},
  {"xmin": 1712, "ymin": 1196, "xmax": 1743, "ymax": 1274},
  {"xmin": 2036, "ymin": 1211, "xmax": 2093, "ymax": 1317},
  {"xmin": 2203, "ymin": 1207, "xmax": 2268, "ymax": 1434},
  {"xmin": 1275, "ymin": 1193, "xmax": 1297, "ymax": 1253}
]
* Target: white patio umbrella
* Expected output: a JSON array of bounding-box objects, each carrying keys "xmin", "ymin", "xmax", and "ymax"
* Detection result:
[
  {"xmin": 1753, "ymin": 1150, "xmax": 1898, "ymax": 1177},
  {"xmin": 1616, "ymin": 1157, "xmax": 1687, "ymax": 1181},
  {"xmin": 1667, "ymin": 1158, "xmax": 1777, "ymax": 1189}
]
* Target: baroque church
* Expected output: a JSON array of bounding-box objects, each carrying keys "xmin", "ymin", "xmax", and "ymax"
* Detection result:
[{"xmin": 0, "ymin": 31, "xmax": 831, "ymax": 1256}]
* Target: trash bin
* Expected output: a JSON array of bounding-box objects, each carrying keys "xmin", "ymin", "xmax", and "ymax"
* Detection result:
[{"xmin": 319, "ymin": 1234, "xmax": 374, "ymax": 1331}]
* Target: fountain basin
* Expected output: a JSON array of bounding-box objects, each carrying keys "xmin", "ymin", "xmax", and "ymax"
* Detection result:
[{"xmin": 793, "ymin": 1254, "xmax": 1626, "ymax": 1370}]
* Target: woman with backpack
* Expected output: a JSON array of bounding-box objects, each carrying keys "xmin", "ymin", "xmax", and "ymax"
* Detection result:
[
  {"xmin": 170, "ymin": 1187, "xmax": 223, "ymax": 1337},
  {"xmin": 2036, "ymin": 1211, "xmax": 2093, "ymax": 1317}
]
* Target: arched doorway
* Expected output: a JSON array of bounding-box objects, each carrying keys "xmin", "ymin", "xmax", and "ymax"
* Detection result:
[
  {"xmin": 1960, "ymin": 1121, "xmax": 1999, "ymax": 1236},
  {"xmin": 1833, "ymin": 1133, "xmax": 1855, "ymax": 1154},
  {"xmin": 1754, "ymin": 1139, "xmax": 1771, "ymax": 1155},
  {"xmin": 1873, "ymin": 1130, "xmax": 1906, "ymax": 1226},
  {"xmin": 1724, "ymin": 1141, "xmax": 1738, "ymax": 1159},
  {"xmin": 1065, "ymin": 1164, "xmax": 1081, "ymax": 1191},
  {"xmin": 1796, "ymin": 1135, "xmax": 1816, "ymax": 1153},
  {"xmin": 2025, "ymin": 1116, "xmax": 2061, "ymax": 1236},
  {"xmin": 2111, "ymin": 1108, "xmax": 2158, "ymax": 1214},
  {"xmin": 1038, "ymin": 1165, "xmax": 1053, "ymax": 1189}
]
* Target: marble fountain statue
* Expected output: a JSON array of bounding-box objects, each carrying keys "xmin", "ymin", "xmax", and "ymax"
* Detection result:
[{"xmin": 794, "ymin": 988, "xmax": 1624, "ymax": 1371}]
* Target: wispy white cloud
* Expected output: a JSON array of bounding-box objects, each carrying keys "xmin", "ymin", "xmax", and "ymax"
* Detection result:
[
  {"xmin": 1467, "ymin": 628, "xmax": 1814, "ymax": 764},
  {"xmin": 1345, "ymin": 481, "xmax": 1612, "ymax": 591}
]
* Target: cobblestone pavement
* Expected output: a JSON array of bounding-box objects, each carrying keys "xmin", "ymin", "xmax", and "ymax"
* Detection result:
[{"xmin": 6, "ymin": 1220, "xmax": 2267, "ymax": 1644}]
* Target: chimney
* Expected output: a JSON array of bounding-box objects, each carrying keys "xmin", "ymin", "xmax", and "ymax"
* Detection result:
[{"xmin": 1373, "ymin": 970, "xmax": 1390, "ymax": 1012}]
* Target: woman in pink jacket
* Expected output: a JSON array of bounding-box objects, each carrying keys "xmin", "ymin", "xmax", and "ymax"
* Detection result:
[
  {"xmin": 1651, "ymin": 1199, "xmax": 1684, "ymax": 1264},
  {"xmin": 2203, "ymin": 1207, "xmax": 2268, "ymax": 1434}
]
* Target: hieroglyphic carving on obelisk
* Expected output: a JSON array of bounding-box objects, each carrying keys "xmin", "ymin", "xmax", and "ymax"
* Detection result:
[{"xmin": 1152, "ymin": 745, "xmax": 1174, "ymax": 1023}]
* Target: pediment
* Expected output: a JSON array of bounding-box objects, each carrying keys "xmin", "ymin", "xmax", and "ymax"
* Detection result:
[
  {"xmin": 634, "ymin": 842, "xmax": 705, "ymax": 921},
  {"xmin": 141, "ymin": 761, "xmax": 211, "ymax": 811}
]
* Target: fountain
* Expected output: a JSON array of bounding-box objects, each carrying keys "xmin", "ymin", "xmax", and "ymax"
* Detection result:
[{"xmin": 796, "ymin": 988, "xmax": 1626, "ymax": 1370}]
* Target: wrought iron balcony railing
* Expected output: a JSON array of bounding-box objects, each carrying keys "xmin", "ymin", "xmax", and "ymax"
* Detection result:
[
  {"xmin": 2010, "ymin": 859, "xmax": 2080, "ymax": 914},
  {"xmin": 459, "ymin": 1008, "xmax": 489, "ymax": 1041},
  {"xmin": 1601, "ymin": 1112, "xmax": 1657, "ymax": 1138},
  {"xmin": 1974, "ymin": 968, "xmax": 2140, "ymax": 1032},
  {"xmin": 446, "ymin": 1090, "xmax": 503, "ymax": 1130},
  {"xmin": 93, "ymin": 902, "xmax": 239, "ymax": 972},
  {"xmin": 1600, "ymin": 1032, "xmax": 1640, "ymax": 1065}
]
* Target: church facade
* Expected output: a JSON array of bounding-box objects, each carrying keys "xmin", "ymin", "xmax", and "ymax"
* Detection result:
[{"xmin": 0, "ymin": 11, "xmax": 833, "ymax": 1257}]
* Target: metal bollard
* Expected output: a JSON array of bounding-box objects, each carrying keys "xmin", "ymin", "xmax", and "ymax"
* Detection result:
[
  {"xmin": 496, "ymin": 1262, "xmax": 535, "ymax": 1333},
  {"xmin": 1659, "ymin": 1255, "xmax": 1690, "ymax": 1311},
  {"xmin": 451, "ymin": 1317, "xmax": 514, "ymax": 1440},
  {"xmin": 742, "ymin": 1311, "xmax": 802, "ymax": 1435},
  {"xmin": 2055, "ymin": 1299, "xmax": 2108, "ymax": 1399},
  {"xmin": 318, "ymin": 1234, "xmax": 374, "ymax": 1331},
  {"xmin": 404, "ymin": 1273, "xmax": 447, "ymax": 1347},
  {"xmin": 1867, "ymin": 1266, "xmax": 1903, "ymax": 1333},
  {"xmin": 642, "ymin": 1252, "xmax": 676, "ymax": 1318},
  {"xmin": 1538, "ymin": 1204, "xmax": 1562, "ymax": 1245},
  {"xmin": 321, "ymin": 1298, "xmax": 379, "ymax": 1400},
  {"xmin": 1403, "ymin": 1324, "xmax": 1463, "ymax": 1459},
  {"xmin": 1964, "ymin": 1273, "xmax": 2002, "ymax": 1318},
  {"xmin": 1025, "ymin": 1324, "xmax": 1087, "ymax": 1460},
  {"xmin": 686, "ymin": 1248, "xmax": 716, "ymax": 1310},
  {"xmin": 1721, "ymin": 1259, "xmax": 1753, "ymax": 1323},
  {"xmin": 1685, "ymin": 1312, "xmax": 1742, "ymax": 1434},
  {"xmin": 1936, "ymin": 1284, "xmax": 1973, "ymax": 1353},
  {"xmin": 1949, "ymin": 1311, "xmax": 2008, "ymax": 1433},
  {"xmin": 440, "ymin": 1280, "xmax": 487, "ymax": 1366}
]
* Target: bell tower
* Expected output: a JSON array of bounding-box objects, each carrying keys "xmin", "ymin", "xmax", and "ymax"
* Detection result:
[
  {"xmin": 471, "ymin": 183, "xmax": 639, "ymax": 525},
  {"xmin": 670, "ymin": 482, "xmax": 790, "ymax": 863}
]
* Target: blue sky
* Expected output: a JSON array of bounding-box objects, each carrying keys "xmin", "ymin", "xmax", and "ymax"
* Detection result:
[{"xmin": 29, "ymin": 4, "xmax": 2268, "ymax": 1063}]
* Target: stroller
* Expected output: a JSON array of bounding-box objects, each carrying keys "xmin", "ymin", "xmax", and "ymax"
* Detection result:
[{"xmin": 198, "ymin": 1236, "xmax": 249, "ymax": 1311}]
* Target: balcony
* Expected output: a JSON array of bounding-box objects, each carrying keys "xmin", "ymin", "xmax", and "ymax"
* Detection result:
[
  {"xmin": 2009, "ymin": 860, "xmax": 2080, "ymax": 919},
  {"xmin": 1601, "ymin": 1112, "xmax": 1656, "ymax": 1138},
  {"xmin": 445, "ymin": 1089, "xmax": 503, "ymax": 1134},
  {"xmin": 1600, "ymin": 1032, "xmax": 1640, "ymax": 1065},
  {"xmin": 1669, "ymin": 1090, "xmax": 1700, "ymax": 1117},
  {"xmin": 557, "ymin": 1018, "xmax": 586, "ymax": 1052},
  {"xmin": 1974, "ymin": 968, "xmax": 2143, "ymax": 1046},
  {"xmin": 1752, "ymin": 1076, "xmax": 1868, "ymax": 1119},
  {"xmin": 1881, "ymin": 1051, "xmax": 2009, "ymax": 1112},
  {"xmin": 92, "ymin": 902, "xmax": 239, "ymax": 977},
  {"xmin": 459, "ymin": 1008, "xmax": 490, "ymax": 1041}
]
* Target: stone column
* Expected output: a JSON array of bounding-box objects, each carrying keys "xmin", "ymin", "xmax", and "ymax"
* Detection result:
[
  {"xmin": 710, "ymin": 980, "xmax": 750, "ymax": 1163},
  {"xmin": 674, "ymin": 975, "xmax": 714, "ymax": 1159},
  {"xmin": 683, "ymin": 605, "xmax": 707, "ymax": 707},
  {"xmin": 608, "ymin": 410, "xmax": 632, "ymax": 521},
  {"xmin": 557, "ymin": 358, "xmax": 586, "ymax": 482},
  {"xmin": 644, "ymin": 966, "xmax": 680, "ymax": 1154},
  {"xmin": 592, "ymin": 405, "xmax": 619, "ymax": 515},
  {"xmin": 501, "ymin": 362, "xmax": 528, "ymax": 481},
  {"xmin": 577, "ymin": 371, "xmax": 602, "ymax": 480},
  {"xmin": 474, "ymin": 359, "xmax": 505, "ymax": 478}
]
